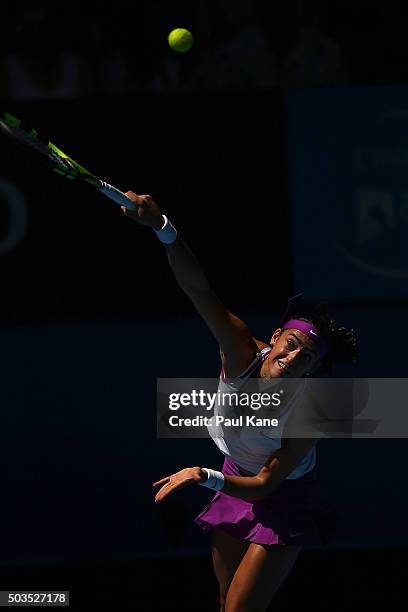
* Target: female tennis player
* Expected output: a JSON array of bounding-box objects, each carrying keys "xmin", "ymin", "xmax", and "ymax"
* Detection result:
[{"xmin": 122, "ymin": 192, "xmax": 357, "ymax": 612}]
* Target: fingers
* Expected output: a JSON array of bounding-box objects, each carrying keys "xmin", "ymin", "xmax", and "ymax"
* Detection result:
[
  {"xmin": 154, "ymin": 481, "xmax": 175, "ymax": 504},
  {"xmin": 153, "ymin": 472, "xmax": 182, "ymax": 503},
  {"xmin": 154, "ymin": 478, "xmax": 188, "ymax": 504},
  {"xmin": 124, "ymin": 192, "xmax": 152, "ymax": 205},
  {"xmin": 152, "ymin": 476, "xmax": 170, "ymax": 489},
  {"xmin": 153, "ymin": 477, "xmax": 172, "ymax": 503},
  {"xmin": 153, "ymin": 471, "xmax": 196, "ymax": 503},
  {"xmin": 124, "ymin": 191, "xmax": 143, "ymax": 205},
  {"xmin": 121, "ymin": 193, "xmax": 153, "ymax": 218}
]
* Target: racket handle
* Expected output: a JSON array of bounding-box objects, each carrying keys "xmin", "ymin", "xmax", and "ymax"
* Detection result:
[{"xmin": 99, "ymin": 181, "xmax": 136, "ymax": 210}]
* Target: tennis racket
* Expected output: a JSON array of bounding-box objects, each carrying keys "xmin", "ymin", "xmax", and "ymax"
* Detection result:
[{"xmin": 0, "ymin": 112, "xmax": 136, "ymax": 210}]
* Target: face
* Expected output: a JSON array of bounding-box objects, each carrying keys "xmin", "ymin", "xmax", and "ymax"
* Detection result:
[{"xmin": 263, "ymin": 328, "xmax": 321, "ymax": 378}]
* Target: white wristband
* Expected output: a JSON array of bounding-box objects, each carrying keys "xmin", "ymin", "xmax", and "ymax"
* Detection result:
[
  {"xmin": 153, "ymin": 214, "xmax": 178, "ymax": 244},
  {"xmin": 198, "ymin": 468, "xmax": 225, "ymax": 491}
]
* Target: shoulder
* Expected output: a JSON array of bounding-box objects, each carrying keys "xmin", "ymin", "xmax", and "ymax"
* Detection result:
[
  {"xmin": 220, "ymin": 338, "xmax": 271, "ymax": 382},
  {"xmin": 253, "ymin": 337, "xmax": 271, "ymax": 352}
]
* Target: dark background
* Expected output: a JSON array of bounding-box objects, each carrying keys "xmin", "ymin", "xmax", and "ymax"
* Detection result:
[
  {"xmin": 0, "ymin": 93, "xmax": 288, "ymax": 323},
  {"xmin": 1, "ymin": 1, "xmax": 408, "ymax": 610}
]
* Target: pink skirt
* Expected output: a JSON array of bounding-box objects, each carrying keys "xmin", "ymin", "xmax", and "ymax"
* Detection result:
[{"xmin": 194, "ymin": 457, "xmax": 336, "ymax": 546}]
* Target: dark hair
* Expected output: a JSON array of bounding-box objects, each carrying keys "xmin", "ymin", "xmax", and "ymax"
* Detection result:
[{"xmin": 285, "ymin": 303, "xmax": 358, "ymax": 373}]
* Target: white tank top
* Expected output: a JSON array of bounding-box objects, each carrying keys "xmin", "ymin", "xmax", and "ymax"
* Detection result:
[{"xmin": 207, "ymin": 347, "xmax": 316, "ymax": 479}]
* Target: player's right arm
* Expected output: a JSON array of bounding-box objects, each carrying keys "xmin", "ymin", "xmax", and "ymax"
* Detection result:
[{"xmin": 122, "ymin": 192, "xmax": 258, "ymax": 377}]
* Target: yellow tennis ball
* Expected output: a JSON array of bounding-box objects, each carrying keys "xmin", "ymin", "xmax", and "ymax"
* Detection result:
[{"xmin": 168, "ymin": 28, "xmax": 193, "ymax": 53}]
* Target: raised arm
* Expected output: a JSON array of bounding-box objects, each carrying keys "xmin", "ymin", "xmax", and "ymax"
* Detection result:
[{"xmin": 122, "ymin": 191, "xmax": 258, "ymax": 377}]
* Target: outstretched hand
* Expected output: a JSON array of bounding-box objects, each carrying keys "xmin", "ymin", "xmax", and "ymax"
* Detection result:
[
  {"xmin": 153, "ymin": 467, "xmax": 205, "ymax": 504},
  {"xmin": 121, "ymin": 191, "xmax": 164, "ymax": 230}
]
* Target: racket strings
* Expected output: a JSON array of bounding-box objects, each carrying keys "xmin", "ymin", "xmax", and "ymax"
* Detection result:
[{"xmin": 4, "ymin": 123, "xmax": 75, "ymax": 176}]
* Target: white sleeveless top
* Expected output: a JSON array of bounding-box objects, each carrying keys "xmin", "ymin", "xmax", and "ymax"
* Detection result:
[{"xmin": 207, "ymin": 347, "xmax": 316, "ymax": 479}]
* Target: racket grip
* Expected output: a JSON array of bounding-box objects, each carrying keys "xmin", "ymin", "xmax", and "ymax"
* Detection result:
[{"xmin": 99, "ymin": 181, "xmax": 136, "ymax": 210}]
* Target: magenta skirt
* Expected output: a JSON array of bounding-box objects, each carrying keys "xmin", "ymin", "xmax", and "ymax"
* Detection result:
[{"xmin": 194, "ymin": 457, "xmax": 336, "ymax": 546}]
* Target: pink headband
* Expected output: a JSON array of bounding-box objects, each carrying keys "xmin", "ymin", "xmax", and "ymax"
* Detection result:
[{"xmin": 282, "ymin": 319, "xmax": 328, "ymax": 358}]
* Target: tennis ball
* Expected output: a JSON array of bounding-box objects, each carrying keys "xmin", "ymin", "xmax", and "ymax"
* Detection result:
[{"xmin": 168, "ymin": 28, "xmax": 193, "ymax": 53}]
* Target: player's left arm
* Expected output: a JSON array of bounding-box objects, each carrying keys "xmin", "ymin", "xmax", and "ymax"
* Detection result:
[
  {"xmin": 220, "ymin": 437, "xmax": 319, "ymax": 502},
  {"xmin": 153, "ymin": 438, "xmax": 318, "ymax": 504}
]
